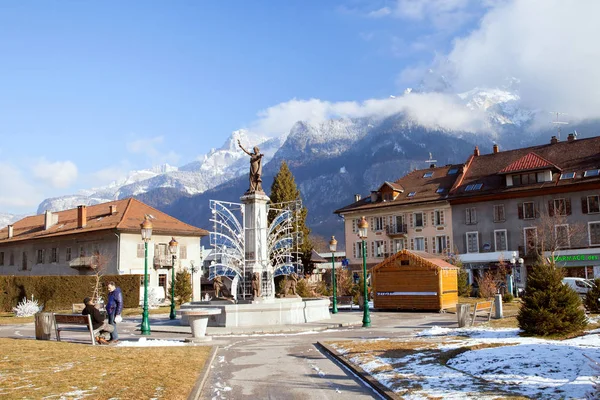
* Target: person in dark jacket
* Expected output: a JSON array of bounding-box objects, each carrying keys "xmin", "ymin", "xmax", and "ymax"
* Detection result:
[
  {"xmin": 82, "ymin": 297, "xmax": 114, "ymax": 345},
  {"xmin": 106, "ymin": 281, "xmax": 123, "ymax": 343}
]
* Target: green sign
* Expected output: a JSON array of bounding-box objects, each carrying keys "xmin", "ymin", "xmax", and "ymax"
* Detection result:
[{"xmin": 553, "ymin": 254, "xmax": 600, "ymax": 262}]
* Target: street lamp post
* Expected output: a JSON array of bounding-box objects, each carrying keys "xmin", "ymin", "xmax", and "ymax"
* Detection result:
[
  {"xmin": 510, "ymin": 252, "xmax": 524, "ymax": 297},
  {"xmin": 140, "ymin": 215, "xmax": 153, "ymax": 335},
  {"xmin": 329, "ymin": 236, "xmax": 338, "ymax": 314},
  {"xmin": 357, "ymin": 216, "xmax": 371, "ymax": 328},
  {"xmin": 168, "ymin": 237, "xmax": 179, "ymax": 320},
  {"xmin": 189, "ymin": 261, "xmax": 199, "ymax": 301}
]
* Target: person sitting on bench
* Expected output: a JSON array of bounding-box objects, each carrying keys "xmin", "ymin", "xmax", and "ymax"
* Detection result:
[{"xmin": 82, "ymin": 297, "xmax": 114, "ymax": 345}]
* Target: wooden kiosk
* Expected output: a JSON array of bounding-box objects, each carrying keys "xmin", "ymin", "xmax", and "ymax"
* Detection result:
[{"xmin": 372, "ymin": 250, "xmax": 458, "ymax": 311}]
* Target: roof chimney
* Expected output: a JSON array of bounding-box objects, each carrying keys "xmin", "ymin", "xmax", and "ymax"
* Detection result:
[
  {"xmin": 44, "ymin": 210, "xmax": 58, "ymax": 230},
  {"xmin": 77, "ymin": 205, "xmax": 87, "ymax": 228},
  {"xmin": 474, "ymin": 146, "xmax": 480, "ymax": 157},
  {"xmin": 550, "ymin": 135, "xmax": 559, "ymax": 144},
  {"xmin": 354, "ymin": 194, "xmax": 361, "ymax": 202},
  {"xmin": 110, "ymin": 205, "xmax": 117, "ymax": 214},
  {"xmin": 493, "ymin": 143, "xmax": 499, "ymax": 154},
  {"xmin": 567, "ymin": 133, "xmax": 576, "ymax": 142},
  {"xmin": 7, "ymin": 225, "xmax": 13, "ymax": 239},
  {"xmin": 430, "ymin": 163, "xmax": 436, "ymax": 169}
]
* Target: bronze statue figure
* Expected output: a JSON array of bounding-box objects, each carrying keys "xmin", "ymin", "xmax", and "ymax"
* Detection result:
[
  {"xmin": 252, "ymin": 272, "xmax": 261, "ymax": 298},
  {"xmin": 238, "ymin": 139, "xmax": 264, "ymax": 193},
  {"xmin": 283, "ymin": 273, "xmax": 299, "ymax": 297},
  {"xmin": 213, "ymin": 276, "xmax": 231, "ymax": 299}
]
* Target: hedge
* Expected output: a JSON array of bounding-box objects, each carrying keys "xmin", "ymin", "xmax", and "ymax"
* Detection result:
[{"xmin": 0, "ymin": 275, "xmax": 140, "ymax": 312}]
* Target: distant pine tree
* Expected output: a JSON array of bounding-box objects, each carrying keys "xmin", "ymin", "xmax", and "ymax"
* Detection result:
[
  {"xmin": 517, "ymin": 260, "xmax": 587, "ymax": 336},
  {"xmin": 173, "ymin": 270, "xmax": 192, "ymax": 305},
  {"xmin": 269, "ymin": 161, "xmax": 313, "ymax": 273}
]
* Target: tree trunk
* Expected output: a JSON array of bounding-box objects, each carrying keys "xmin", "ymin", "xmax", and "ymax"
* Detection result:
[{"xmin": 35, "ymin": 312, "xmax": 54, "ymax": 340}]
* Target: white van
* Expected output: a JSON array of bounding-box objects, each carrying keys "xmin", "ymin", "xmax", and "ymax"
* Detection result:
[{"xmin": 562, "ymin": 277, "xmax": 593, "ymax": 296}]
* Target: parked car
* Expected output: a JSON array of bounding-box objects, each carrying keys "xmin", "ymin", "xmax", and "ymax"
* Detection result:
[{"xmin": 562, "ymin": 277, "xmax": 594, "ymax": 296}]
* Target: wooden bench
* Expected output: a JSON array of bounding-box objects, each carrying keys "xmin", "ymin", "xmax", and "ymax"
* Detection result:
[
  {"xmin": 53, "ymin": 314, "xmax": 98, "ymax": 345},
  {"xmin": 471, "ymin": 300, "xmax": 494, "ymax": 325}
]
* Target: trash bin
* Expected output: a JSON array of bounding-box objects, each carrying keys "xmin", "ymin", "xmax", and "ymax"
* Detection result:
[
  {"xmin": 35, "ymin": 312, "xmax": 53, "ymax": 340},
  {"xmin": 457, "ymin": 304, "xmax": 471, "ymax": 328}
]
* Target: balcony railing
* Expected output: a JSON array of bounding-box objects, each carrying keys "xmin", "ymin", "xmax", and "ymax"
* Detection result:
[
  {"xmin": 386, "ymin": 224, "xmax": 407, "ymax": 236},
  {"xmin": 153, "ymin": 256, "xmax": 174, "ymax": 268},
  {"xmin": 69, "ymin": 256, "xmax": 97, "ymax": 270}
]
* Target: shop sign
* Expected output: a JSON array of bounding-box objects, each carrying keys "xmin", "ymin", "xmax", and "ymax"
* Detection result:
[{"xmin": 553, "ymin": 254, "xmax": 600, "ymax": 263}]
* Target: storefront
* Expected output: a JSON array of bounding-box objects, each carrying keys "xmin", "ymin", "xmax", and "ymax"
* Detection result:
[{"xmin": 550, "ymin": 250, "xmax": 600, "ymax": 279}]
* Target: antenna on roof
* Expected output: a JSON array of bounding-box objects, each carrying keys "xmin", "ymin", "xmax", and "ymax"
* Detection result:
[
  {"xmin": 425, "ymin": 152, "xmax": 437, "ymax": 163},
  {"xmin": 549, "ymin": 111, "xmax": 568, "ymax": 140}
]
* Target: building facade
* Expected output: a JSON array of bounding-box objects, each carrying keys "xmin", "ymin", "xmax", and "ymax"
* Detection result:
[
  {"xmin": 335, "ymin": 164, "xmax": 462, "ymax": 270},
  {"xmin": 0, "ymin": 198, "xmax": 208, "ymax": 300}
]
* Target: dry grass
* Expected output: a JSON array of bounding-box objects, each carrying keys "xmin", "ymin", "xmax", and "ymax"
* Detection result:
[
  {"xmin": 0, "ymin": 306, "xmax": 172, "ymax": 325},
  {"xmin": 0, "ymin": 338, "xmax": 211, "ymax": 399}
]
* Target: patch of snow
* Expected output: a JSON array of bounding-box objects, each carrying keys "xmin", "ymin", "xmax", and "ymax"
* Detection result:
[
  {"xmin": 116, "ymin": 338, "xmax": 186, "ymax": 347},
  {"xmin": 339, "ymin": 166, "xmax": 347, "ymax": 174}
]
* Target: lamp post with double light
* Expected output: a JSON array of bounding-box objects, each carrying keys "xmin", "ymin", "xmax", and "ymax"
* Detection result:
[
  {"xmin": 357, "ymin": 216, "xmax": 371, "ymax": 327},
  {"xmin": 189, "ymin": 260, "xmax": 199, "ymax": 301},
  {"xmin": 329, "ymin": 236, "xmax": 338, "ymax": 314},
  {"xmin": 140, "ymin": 216, "xmax": 153, "ymax": 335},
  {"xmin": 510, "ymin": 252, "xmax": 524, "ymax": 297},
  {"xmin": 168, "ymin": 237, "xmax": 178, "ymax": 320}
]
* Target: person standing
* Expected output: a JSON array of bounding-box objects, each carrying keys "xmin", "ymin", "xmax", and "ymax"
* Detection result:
[
  {"xmin": 106, "ymin": 281, "xmax": 123, "ymax": 344},
  {"xmin": 82, "ymin": 297, "xmax": 114, "ymax": 345}
]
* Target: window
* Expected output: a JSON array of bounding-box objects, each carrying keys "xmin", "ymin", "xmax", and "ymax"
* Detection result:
[
  {"xmin": 394, "ymin": 239, "xmax": 404, "ymax": 253},
  {"xmin": 560, "ymin": 172, "xmax": 575, "ymax": 180},
  {"xmin": 465, "ymin": 183, "xmax": 483, "ymax": 191},
  {"xmin": 353, "ymin": 242, "xmax": 364, "ymax": 258},
  {"xmin": 374, "ymin": 216, "xmax": 385, "ymax": 231},
  {"xmin": 66, "ymin": 247, "xmax": 72, "ymax": 262},
  {"xmin": 374, "ymin": 240, "xmax": 385, "ymax": 258},
  {"xmin": 37, "ymin": 249, "xmax": 44, "ymax": 264},
  {"xmin": 414, "ymin": 237, "xmax": 425, "ymax": 251},
  {"xmin": 79, "ymin": 246, "xmax": 86, "ymax": 257},
  {"xmin": 555, "ymin": 224, "xmax": 570, "ymax": 248},
  {"xmin": 423, "ymin": 172, "xmax": 433, "ymax": 178},
  {"xmin": 551, "ymin": 198, "xmax": 568, "ymax": 216},
  {"xmin": 522, "ymin": 202, "xmax": 535, "ymax": 219},
  {"xmin": 22, "ymin": 252, "xmax": 27, "ymax": 271},
  {"xmin": 513, "ymin": 172, "xmax": 547, "ymax": 185},
  {"xmin": 589, "ymin": 222, "xmax": 600, "ymax": 246},
  {"xmin": 140, "ymin": 275, "xmax": 145, "ymax": 287},
  {"xmin": 9, "ymin": 252, "xmax": 14, "ymax": 266},
  {"xmin": 434, "ymin": 210, "xmax": 444, "ymax": 226},
  {"xmin": 382, "ymin": 192, "xmax": 394, "ymax": 201},
  {"xmin": 494, "ymin": 230, "xmax": 507, "ymax": 251},
  {"xmin": 447, "ymin": 168, "xmax": 458, "ymax": 175},
  {"xmin": 436, "ymin": 188, "xmax": 445, "ymax": 193},
  {"xmin": 465, "ymin": 208, "xmax": 477, "ymax": 225},
  {"xmin": 351, "ymin": 218, "xmax": 358, "ymax": 234},
  {"xmin": 493, "ymin": 204, "xmax": 505, "ymax": 222},
  {"xmin": 394, "ymin": 215, "xmax": 405, "ymax": 233},
  {"xmin": 587, "ymin": 196, "xmax": 600, "ymax": 214},
  {"xmin": 524, "ymin": 227, "xmax": 538, "ymax": 255},
  {"xmin": 584, "ymin": 169, "xmax": 600, "ymax": 178},
  {"xmin": 137, "ymin": 243, "xmax": 145, "ymax": 258},
  {"xmin": 50, "ymin": 248, "xmax": 58, "ymax": 263},
  {"xmin": 436, "ymin": 236, "xmax": 447, "ymax": 254},
  {"xmin": 180, "ymin": 245, "xmax": 187, "ymax": 259},
  {"xmin": 158, "ymin": 274, "xmax": 167, "ymax": 288},
  {"xmin": 414, "ymin": 212, "xmax": 424, "ymax": 228},
  {"xmin": 408, "ymin": 192, "xmax": 416, "ymax": 197},
  {"xmin": 0, "ymin": 252, "xmax": 3, "ymax": 266},
  {"xmin": 466, "ymin": 232, "xmax": 479, "ymax": 253}
]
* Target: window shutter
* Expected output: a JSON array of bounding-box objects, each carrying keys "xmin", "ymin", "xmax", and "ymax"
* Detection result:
[
  {"xmin": 137, "ymin": 244, "xmax": 144, "ymax": 258},
  {"xmin": 432, "ymin": 237, "xmax": 437, "ymax": 253},
  {"xmin": 517, "ymin": 203, "xmax": 524, "ymax": 219},
  {"xmin": 370, "ymin": 241, "xmax": 375, "ymax": 257},
  {"xmin": 352, "ymin": 219, "xmax": 357, "ymax": 233},
  {"xmin": 431, "ymin": 211, "xmax": 435, "ymax": 225},
  {"xmin": 424, "ymin": 237, "xmax": 428, "ymax": 253},
  {"xmin": 440, "ymin": 210, "xmax": 445, "ymax": 225},
  {"xmin": 353, "ymin": 243, "xmax": 357, "ymax": 258},
  {"xmin": 404, "ymin": 238, "xmax": 408, "ymax": 250},
  {"xmin": 582, "ymin": 197, "xmax": 589, "ymax": 214},
  {"xmin": 446, "ymin": 236, "xmax": 450, "ymax": 253},
  {"xmin": 370, "ymin": 217, "xmax": 374, "ymax": 232},
  {"xmin": 465, "ymin": 209, "xmax": 470, "ymax": 224},
  {"xmin": 423, "ymin": 213, "xmax": 427, "ymax": 227},
  {"xmin": 384, "ymin": 240, "xmax": 388, "ymax": 256},
  {"xmin": 472, "ymin": 208, "xmax": 477, "ymax": 224},
  {"xmin": 548, "ymin": 200, "xmax": 554, "ymax": 217},
  {"xmin": 410, "ymin": 238, "xmax": 414, "ymax": 250},
  {"xmin": 566, "ymin": 198, "xmax": 572, "ymax": 215},
  {"xmin": 410, "ymin": 214, "xmax": 414, "ymax": 228}
]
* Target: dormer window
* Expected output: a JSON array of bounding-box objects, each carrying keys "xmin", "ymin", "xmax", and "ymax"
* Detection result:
[
  {"xmin": 447, "ymin": 168, "xmax": 458, "ymax": 175},
  {"xmin": 407, "ymin": 192, "xmax": 416, "ymax": 197},
  {"xmin": 584, "ymin": 169, "xmax": 600, "ymax": 178},
  {"xmin": 560, "ymin": 172, "xmax": 576, "ymax": 180},
  {"xmin": 465, "ymin": 183, "xmax": 483, "ymax": 191},
  {"xmin": 423, "ymin": 172, "xmax": 433, "ymax": 178},
  {"xmin": 382, "ymin": 192, "xmax": 394, "ymax": 202}
]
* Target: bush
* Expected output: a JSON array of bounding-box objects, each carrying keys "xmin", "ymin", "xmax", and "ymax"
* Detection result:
[
  {"xmin": 458, "ymin": 268, "xmax": 472, "ymax": 297},
  {"xmin": 295, "ymin": 278, "xmax": 312, "ymax": 298},
  {"xmin": 585, "ymin": 278, "xmax": 600, "ymax": 312},
  {"xmin": 502, "ymin": 293, "xmax": 514, "ymax": 303},
  {"xmin": 0, "ymin": 275, "xmax": 140, "ymax": 312},
  {"xmin": 476, "ymin": 271, "xmax": 497, "ymax": 298},
  {"xmin": 517, "ymin": 260, "xmax": 587, "ymax": 336},
  {"xmin": 173, "ymin": 270, "xmax": 193, "ymax": 305}
]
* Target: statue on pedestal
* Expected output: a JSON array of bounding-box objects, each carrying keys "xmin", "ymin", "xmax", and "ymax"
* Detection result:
[
  {"xmin": 252, "ymin": 272, "xmax": 261, "ymax": 298},
  {"xmin": 281, "ymin": 273, "xmax": 299, "ymax": 297},
  {"xmin": 213, "ymin": 276, "xmax": 231, "ymax": 299},
  {"xmin": 238, "ymin": 140, "xmax": 264, "ymax": 193}
]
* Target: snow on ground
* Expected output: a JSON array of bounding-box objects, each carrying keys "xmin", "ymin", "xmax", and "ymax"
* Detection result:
[
  {"xmin": 333, "ymin": 326, "xmax": 600, "ymax": 399},
  {"xmin": 116, "ymin": 338, "xmax": 186, "ymax": 347}
]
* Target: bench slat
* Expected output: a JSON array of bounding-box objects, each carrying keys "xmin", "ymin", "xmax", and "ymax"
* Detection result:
[{"xmin": 53, "ymin": 313, "xmax": 96, "ymax": 345}]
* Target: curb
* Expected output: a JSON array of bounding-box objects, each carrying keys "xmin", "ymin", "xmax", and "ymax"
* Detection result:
[
  {"xmin": 187, "ymin": 345, "xmax": 219, "ymax": 400},
  {"xmin": 316, "ymin": 342, "xmax": 401, "ymax": 400}
]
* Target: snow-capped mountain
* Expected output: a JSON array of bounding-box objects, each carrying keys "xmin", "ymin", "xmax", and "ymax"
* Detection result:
[
  {"xmin": 36, "ymin": 129, "xmax": 284, "ymax": 214},
  {"xmin": 458, "ymin": 87, "xmax": 534, "ymax": 127},
  {"xmin": 0, "ymin": 213, "xmax": 23, "ymax": 229}
]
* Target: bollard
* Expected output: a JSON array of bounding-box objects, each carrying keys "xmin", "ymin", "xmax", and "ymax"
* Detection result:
[
  {"xmin": 457, "ymin": 303, "xmax": 471, "ymax": 327},
  {"xmin": 35, "ymin": 312, "xmax": 54, "ymax": 340},
  {"xmin": 494, "ymin": 294, "xmax": 503, "ymax": 319}
]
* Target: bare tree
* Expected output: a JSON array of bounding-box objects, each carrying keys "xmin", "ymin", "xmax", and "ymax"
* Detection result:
[{"xmin": 90, "ymin": 250, "xmax": 114, "ymax": 303}]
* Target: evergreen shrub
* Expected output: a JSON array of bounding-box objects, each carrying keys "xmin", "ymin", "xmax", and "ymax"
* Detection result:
[
  {"xmin": 517, "ymin": 261, "xmax": 587, "ymax": 336},
  {"xmin": 0, "ymin": 275, "xmax": 140, "ymax": 312},
  {"xmin": 502, "ymin": 293, "xmax": 514, "ymax": 303},
  {"xmin": 173, "ymin": 270, "xmax": 193, "ymax": 305},
  {"xmin": 584, "ymin": 278, "xmax": 600, "ymax": 312}
]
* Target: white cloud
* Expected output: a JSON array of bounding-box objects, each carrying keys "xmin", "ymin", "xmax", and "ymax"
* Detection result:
[
  {"xmin": 251, "ymin": 92, "xmax": 488, "ymax": 138},
  {"xmin": 368, "ymin": 6, "xmax": 392, "ymax": 17},
  {"xmin": 126, "ymin": 135, "xmax": 181, "ymax": 166},
  {"xmin": 445, "ymin": 0, "xmax": 600, "ymax": 120},
  {"xmin": 368, "ymin": 0, "xmax": 478, "ymax": 30},
  {"xmin": 31, "ymin": 158, "xmax": 78, "ymax": 189},
  {"xmin": 0, "ymin": 162, "xmax": 40, "ymax": 209}
]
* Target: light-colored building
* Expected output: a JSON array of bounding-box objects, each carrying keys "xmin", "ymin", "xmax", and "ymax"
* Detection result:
[
  {"xmin": 0, "ymin": 198, "xmax": 208, "ymax": 300},
  {"xmin": 335, "ymin": 164, "xmax": 462, "ymax": 271},
  {"xmin": 450, "ymin": 136, "xmax": 600, "ymax": 284}
]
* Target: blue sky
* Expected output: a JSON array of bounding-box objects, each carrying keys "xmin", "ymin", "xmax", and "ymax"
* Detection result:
[{"xmin": 1, "ymin": 1, "xmax": 598, "ymax": 214}]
